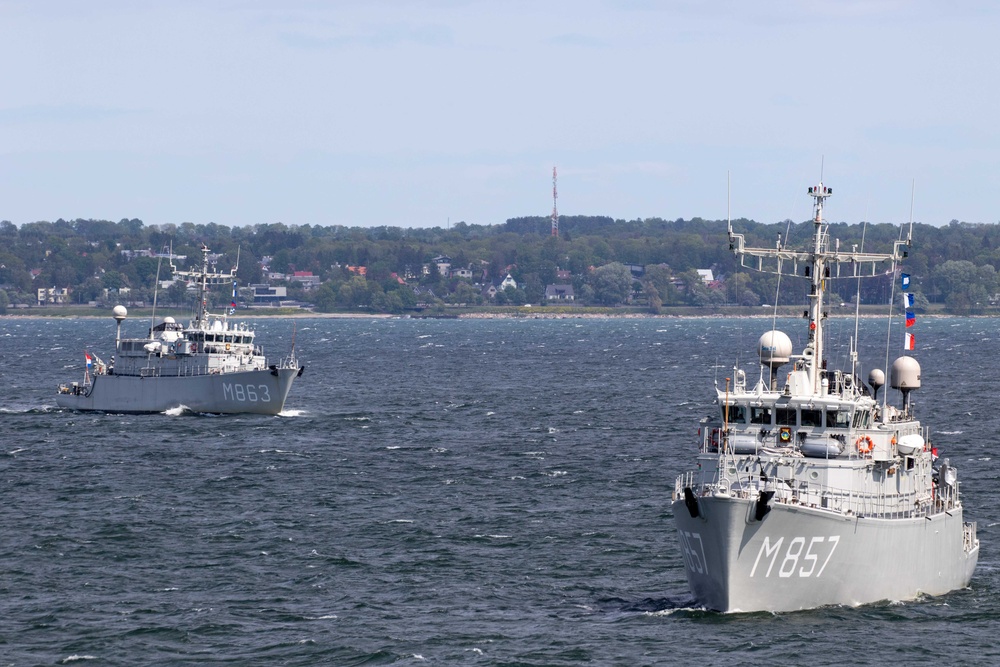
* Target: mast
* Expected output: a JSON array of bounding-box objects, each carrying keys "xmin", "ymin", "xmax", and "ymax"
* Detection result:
[
  {"xmin": 727, "ymin": 181, "xmax": 911, "ymax": 397},
  {"xmin": 170, "ymin": 244, "xmax": 240, "ymax": 329},
  {"xmin": 807, "ymin": 183, "xmax": 831, "ymax": 394},
  {"xmin": 197, "ymin": 245, "xmax": 210, "ymax": 326}
]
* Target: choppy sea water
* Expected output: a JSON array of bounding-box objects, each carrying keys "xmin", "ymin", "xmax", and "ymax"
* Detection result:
[{"xmin": 1, "ymin": 314, "xmax": 998, "ymax": 666}]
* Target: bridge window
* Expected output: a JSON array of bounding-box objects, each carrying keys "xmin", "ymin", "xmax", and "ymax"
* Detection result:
[
  {"xmin": 826, "ymin": 410, "xmax": 851, "ymax": 428},
  {"xmin": 776, "ymin": 407, "xmax": 796, "ymax": 426},
  {"xmin": 801, "ymin": 409, "xmax": 822, "ymax": 427},
  {"xmin": 723, "ymin": 405, "xmax": 746, "ymax": 424},
  {"xmin": 750, "ymin": 407, "xmax": 772, "ymax": 425}
]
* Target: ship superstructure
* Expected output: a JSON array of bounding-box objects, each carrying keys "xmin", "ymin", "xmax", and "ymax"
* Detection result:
[{"xmin": 671, "ymin": 183, "xmax": 978, "ymax": 612}]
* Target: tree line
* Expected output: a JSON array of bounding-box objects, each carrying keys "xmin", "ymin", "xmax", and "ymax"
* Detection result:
[{"xmin": 1, "ymin": 215, "xmax": 999, "ymax": 314}]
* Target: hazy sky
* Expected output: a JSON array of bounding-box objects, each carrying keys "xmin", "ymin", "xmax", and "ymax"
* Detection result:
[{"xmin": 1, "ymin": 1, "xmax": 997, "ymax": 229}]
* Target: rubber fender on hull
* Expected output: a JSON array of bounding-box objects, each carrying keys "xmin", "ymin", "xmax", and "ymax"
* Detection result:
[
  {"xmin": 683, "ymin": 487, "xmax": 700, "ymax": 518},
  {"xmin": 754, "ymin": 490, "xmax": 775, "ymax": 521}
]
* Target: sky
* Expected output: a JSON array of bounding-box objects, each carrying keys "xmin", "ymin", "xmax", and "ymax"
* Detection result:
[{"xmin": 1, "ymin": 0, "xmax": 998, "ymax": 229}]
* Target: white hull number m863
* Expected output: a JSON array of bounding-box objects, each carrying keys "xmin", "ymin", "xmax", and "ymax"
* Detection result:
[{"xmin": 223, "ymin": 382, "xmax": 272, "ymax": 403}]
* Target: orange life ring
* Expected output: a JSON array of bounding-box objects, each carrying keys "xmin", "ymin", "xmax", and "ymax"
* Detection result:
[{"xmin": 856, "ymin": 435, "xmax": 874, "ymax": 454}]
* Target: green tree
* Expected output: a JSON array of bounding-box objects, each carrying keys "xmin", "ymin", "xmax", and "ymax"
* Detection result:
[
  {"xmin": 312, "ymin": 282, "xmax": 339, "ymax": 312},
  {"xmin": 591, "ymin": 262, "xmax": 633, "ymax": 305},
  {"xmin": 932, "ymin": 260, "xmax": 997, "ymax": 314},
  {"xmin": 725, "ymin": 273, "xmax": 761, "ymax": 306},
  {"xmin": 167, "ymin": 281, "xmax": 191, "ymax": 307},
  {"xmin": 336, "ymin": 276, "xmax": 372, "ymax": 309},
  {"xmin": 102, "ymin": 270, "xmax": 130, "ymax": 290}
]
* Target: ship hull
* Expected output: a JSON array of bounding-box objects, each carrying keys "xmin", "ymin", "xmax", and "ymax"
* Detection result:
[
  {"xmin": 672, "ymin": 496, "xmax": 978, "ymax": 613},
  {"xmin": 56, "ymin": 368, "xmax": 298, "ymax": 415}
]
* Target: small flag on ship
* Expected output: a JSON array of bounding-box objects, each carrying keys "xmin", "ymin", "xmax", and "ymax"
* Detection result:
[
  {"xmin": 905, "ymin": 311, "xmax": 916, "ymax": 327},
  {"xmin": 900, "ymin": 273, "xmax": 910, "ymax": 289},
  {"xmin": 902, "ymin": 292, "xmax": 914, "ymax": 308},
  {"xmin": 904, "ymin": 332, "xmax": 915, "ymax": 350},
  {"xmin": 85, "ymin": 351, "xmax": 92, "ymax": 369}
]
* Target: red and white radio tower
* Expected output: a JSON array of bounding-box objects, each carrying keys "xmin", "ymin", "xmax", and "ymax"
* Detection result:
[{"xmin": 551, "ymin": 166, "xmax": 559, "ymax": 237}]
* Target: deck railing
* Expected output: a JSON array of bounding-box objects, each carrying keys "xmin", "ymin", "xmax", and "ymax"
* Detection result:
[{"xmin": 674, "ymin": 471, "xmax": 960, "ymax": 520}]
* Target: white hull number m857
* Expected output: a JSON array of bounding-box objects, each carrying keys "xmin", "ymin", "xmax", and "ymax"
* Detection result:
[
  {"xmin": 750, "ymin": 535, "xmax": 841, "ymax": 578},
  {"xmin": 223, "ymin": 382, "xmax": 272, "ymax": 403}
]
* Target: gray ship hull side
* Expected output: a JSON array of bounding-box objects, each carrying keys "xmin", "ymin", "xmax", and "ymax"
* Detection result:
[
  {"xmin": 672, "ymin": 496, "xmax": 978, "ymax": 613},
  {"xmin": 55, "ymin": 368, "xmax": 298, "ymax": 415}
]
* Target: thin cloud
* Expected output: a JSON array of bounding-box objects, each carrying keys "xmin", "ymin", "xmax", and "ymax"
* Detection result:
[
  {"xmin": 547, "ymin": 33, "xmax": 608, "ymax": 48},
  {"xmin": 278, "ymin": 22, "xmax": 454, "ymax": 49},
  {"xmin": 0, "ymin": 105, "xmax": 144, "ymax": 125}
]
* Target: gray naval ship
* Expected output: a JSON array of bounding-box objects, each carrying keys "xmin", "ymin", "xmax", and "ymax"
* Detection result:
[
  {"xmin": 57, "ymin": 245, "xmax": 304, "ymax": 415},
  {"xmin": 672, "ymin": 182, "xmax": 978, "ymax": 612}
]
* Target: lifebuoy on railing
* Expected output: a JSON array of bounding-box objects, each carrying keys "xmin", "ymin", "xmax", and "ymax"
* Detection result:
[
  {"xmin": 856, "ymin": 435, "xmax": 874, "ymax": 454},
  {"xmin": 709, "ymin": 428, "xmax": 720, "ymax": 452}
]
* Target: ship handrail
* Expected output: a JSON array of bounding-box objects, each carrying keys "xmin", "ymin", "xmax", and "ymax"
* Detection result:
[
  {"xmin": 675, "ymin": 471, "xmax": 961, "ymax": 520},
  {"xmin": 964, "ymin": 522, "xmax": 979, "ymax": 552},
  {"xmin": 103, "ymin": 360, "xmax": 270, "ymax": 378}
]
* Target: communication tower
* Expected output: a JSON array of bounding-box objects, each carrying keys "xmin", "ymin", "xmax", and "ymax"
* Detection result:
[{"xmin": 551, "ymin": 166, "xmax": 559, "ymax": 237}]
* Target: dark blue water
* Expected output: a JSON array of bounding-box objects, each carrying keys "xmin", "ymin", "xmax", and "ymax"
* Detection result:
[{"xmin": 1, "ymin": 315, "xmax": 998, "ymax": 665}]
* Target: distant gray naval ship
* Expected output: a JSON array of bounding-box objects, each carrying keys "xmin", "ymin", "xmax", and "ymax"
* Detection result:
[
  {"xmin": 57, "ymin": 245, "xmax": 304, "ymax": 415},
  {"xmin": 672, "ymin": 182, "xmax": 978, "ymax": 612}
]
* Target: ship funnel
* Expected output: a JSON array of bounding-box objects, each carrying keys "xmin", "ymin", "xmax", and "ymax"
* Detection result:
[
  {"xmin": 890, "ymin": 356, "xmax": 921, "ymax": 411},
  {"xmin": 758, "ymin": 330, "xmax": 792, "ymax": 391},
  {"xmin": 868, "ymin": 368, "xmax": 885, "ymax": 400}
]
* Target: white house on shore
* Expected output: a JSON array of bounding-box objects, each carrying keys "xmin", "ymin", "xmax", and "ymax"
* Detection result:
[{"xmin": 482, "ymin": 273, "xmax": 519, "ymax": 300}]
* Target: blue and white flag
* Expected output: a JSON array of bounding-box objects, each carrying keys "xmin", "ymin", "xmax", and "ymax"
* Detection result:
[
  {"xmin": 902, "ymin": 292, "xmax": 915, "ymax": 308},
  {"xmin": 900, "ymin": 273, "xmax": 910, "ymax": 289}
]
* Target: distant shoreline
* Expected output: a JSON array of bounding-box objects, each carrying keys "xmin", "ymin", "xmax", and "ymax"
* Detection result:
[{"xmin": 0, "ymin": 309, "xmax": 962, "ymax": 321}]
